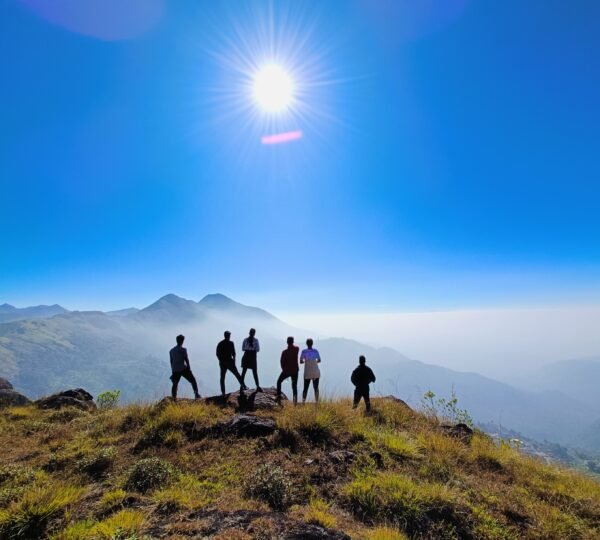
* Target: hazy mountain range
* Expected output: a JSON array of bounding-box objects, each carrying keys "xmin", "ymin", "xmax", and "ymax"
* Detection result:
[{"xmin": 1, "ymin": 293, "xmax": 599, "ymax": 451}]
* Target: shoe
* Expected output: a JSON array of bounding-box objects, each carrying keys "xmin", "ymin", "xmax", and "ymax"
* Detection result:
[
  {"xmin": 242, "ymin": 384, "xmax": 249, "ymax": 391},
  {"xmin": 194, "ymin": 394, "xmax": 202, "ymax": 400},
  {"xmin": 257, "ymin": 387, "xmax": 263, "ymax": 393}
]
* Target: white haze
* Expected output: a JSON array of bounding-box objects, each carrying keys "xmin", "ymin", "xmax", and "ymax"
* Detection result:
[{"xmin": 278, "ymin": 305, "xmax": 600, "ymax": 381}]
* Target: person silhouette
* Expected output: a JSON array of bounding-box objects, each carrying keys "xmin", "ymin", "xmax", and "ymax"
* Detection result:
[
  {"xmin": 216, "ymin": 331, "xmax": 246, "ymax": 395},
  {"xmin": 169, "ymin": 334, "xmax": 201, "ymax": 401},
  {"xmin": 300, "ymin": 338, "xmax": 321, "ymax": 403},
  {"xmin": 276, "ymin": 337, "xmax": 299, "ymax": 405},
  {"xmin": 351, "ymin": 355, "xmax": 376, "ymax": 412},
  {"xmin": 241, "ymin": 328, "xmax": 262, "ymax": 392}
]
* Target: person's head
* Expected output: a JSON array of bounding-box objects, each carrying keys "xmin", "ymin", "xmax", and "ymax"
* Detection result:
[
  {"xmin": 306, "ymin": 338, "xmax": 313, "ymax": 348},
  {"xmin": 249, "ymin": 328, "xmax": 256, "ymax": 337},
  {"xmin": 224, "ymin": 331, "xmax": 231, "ymax": 341},
  {"xmin": 287, "ymin": 336, "xmax": 294, "ymax": 346},
  {"xmin": 176, "ymin": 334, "xmax": 185, "ymax": 346},
  {"xmin": 359, "ymin": 355, "xmax": 366, "ymax": 365}
]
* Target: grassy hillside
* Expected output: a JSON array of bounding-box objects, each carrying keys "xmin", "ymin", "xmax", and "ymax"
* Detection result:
[{"xmin": 0, "ymin": 397, "xmax": 599, "ymax": 539}]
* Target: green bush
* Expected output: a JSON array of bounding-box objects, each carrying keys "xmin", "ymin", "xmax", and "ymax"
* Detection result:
[
  {"xmin": 125, "ymin": 458, "xmax": 177, "ymax": 494},
  {"xmin": 75, "ymin": 447, "xmax": 116, "ymax": 478},
  {"xmin": 244, "ymin": 464, "xmax": 292, "ymax": 511},
  {"xmin": 97, "ymin": 390, "xmax": 121, "ymax": 410}
]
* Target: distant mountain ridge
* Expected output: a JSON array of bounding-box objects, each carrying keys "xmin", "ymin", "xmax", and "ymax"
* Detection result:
[
  {"xmin": 0, "ymin": 293, "xmax": 598, "ymax": 451},
  {"xmin": 0, "ymin": 303, "xmax": 68, "ymax": 323}
]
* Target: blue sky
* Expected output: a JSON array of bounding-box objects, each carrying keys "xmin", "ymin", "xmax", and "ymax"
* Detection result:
[{"xmin": 1, "ymin": 0, "xmax": 600, "ymax": 312}]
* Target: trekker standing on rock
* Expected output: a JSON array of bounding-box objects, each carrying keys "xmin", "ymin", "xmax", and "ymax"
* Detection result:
[
  {"xmin": 300, "ymin": 338, "xmax": 321, "ymax": 403},
  {"xmin": 216, "ymin": 331, "xmax": 246, "ymax": 395},
  {"xmin": 276, "ymin": 337, "xmax": 299, "ymax": 405},
  {"xmin": 351, "ymin": 355, "xmax": 376, "ymax": 412},
  {"xmin": 169, "ymin": 334, "xmax": 201, "ymax": 401},
  {"xmin": 241, "ymin": 328, "xmax": 262, "ymax": 392}
]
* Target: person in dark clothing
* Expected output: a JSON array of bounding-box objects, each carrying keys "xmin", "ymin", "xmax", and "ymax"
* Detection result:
[
  {"xmin": 351, "ymin": 355, "xmax": 376, "ymax": 411},
  {"xmin": 169, "ymin": 334, "xmax": 201, "ymax": 401},
  {"xmin": 216, "ymin": 331, "xmax": 246, "ymax": 395},
  {"xmin": 241, "ymin": 328, "xmax": 262, "ymax": 392},
  {"xmin": 276, "ymin": 337, "xmax": 299, "ymax": 405}
]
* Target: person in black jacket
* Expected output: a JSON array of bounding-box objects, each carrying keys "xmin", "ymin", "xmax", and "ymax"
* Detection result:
[
  {"xmin": 216, "ymin": 331, "xmax": 246, "ymax": 396},
  {"xmin": 351, "ymin": 355, "xmax": 376, "ymax": 411}
]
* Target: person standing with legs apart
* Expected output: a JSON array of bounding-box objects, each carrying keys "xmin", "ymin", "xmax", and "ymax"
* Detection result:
[
  {"xmin": 241, "ymin": 328, "xmax": 262, "ymax": 392},
  {"xmin": 216, "ymin": 331, "xmax": 246, "ymax": 396},
  {"xmin": 169, "ymin": 334, "xmax": 201, "ymax": 401},
  {"xmin": 300, "ymin": 338, "xmax": 321, "ymax": 403},
  {"xmin": 277, "ymin": 337, "xmax": 299, "ymax": 405},
  {"xmin": 351, "ymin": 355, "xmax": 376, "ymax": 412}
]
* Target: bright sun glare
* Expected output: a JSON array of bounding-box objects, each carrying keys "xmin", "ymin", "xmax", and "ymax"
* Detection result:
[{"xmin": 253, "ymin": 64, "xmax": 294, "ymax": 112}]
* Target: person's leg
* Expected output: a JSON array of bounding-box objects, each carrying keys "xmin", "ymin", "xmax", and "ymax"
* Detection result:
[
  {"xmin": 313, "ymin": 378, "xmax": 320, "ymax": 402},
  {"xmin": 229, "ymin": 364, "xmax": 244, "ymax": 387},
  {"xmin": 364, "ymin": 387, "xmax": 371, "ymax": 412},
  {"xmin": 182, "ymin": 368, "xmax": 200, "ymax": 398},
  {"xmin": 276, "ymin": 372, "xmax": 286, "ymax": 400},
  {"xmin": 220, "ymin": 364, "xmax": 227, "ymax": 395},
  {"xmin": 240, "ymin": 367, "xmax": 248, "ymax": 387},
  {"xmin": 171, "ymin": 372, "xmax": 182, "ymax": 400},
  {"xmin": 291, "ymin": 373, "xmax": 298, "ymax": 405},
  {"xmin": 353, "ymin": 387, "xmax": 360, "ymax": 409},
  {"xmin": 252, "ymin": 368, "xmax": 261, "ymax": 391},
  {"xmin": 302, "ymin": 378, "xmax": 310, "ymax": 402}
]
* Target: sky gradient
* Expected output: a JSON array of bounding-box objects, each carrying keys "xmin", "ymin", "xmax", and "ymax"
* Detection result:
[{"xmin": 1, "ymin": 0, "xmax": 600, "ymax": 313}]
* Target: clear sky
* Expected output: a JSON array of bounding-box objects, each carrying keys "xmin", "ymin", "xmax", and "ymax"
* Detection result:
[{"xmin": 2, "ymin": 0, "xmax": 600, "ymax": 313}]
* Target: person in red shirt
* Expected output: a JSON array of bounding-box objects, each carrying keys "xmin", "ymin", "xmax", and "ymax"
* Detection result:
[{"xmin": 276, "ymin": 336, "xmax": 299, "ymax": 405}]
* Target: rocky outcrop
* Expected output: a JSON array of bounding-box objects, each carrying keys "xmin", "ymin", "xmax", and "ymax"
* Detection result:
[
  {"xmin": 217, "ymin": 414, "xmax": 277, "ymax": 437},
  {"xmin": 0, "ymin": 379, "xmax": 31, "ymax": 407},
  {"xmin": 204, "ymin": 387, "xmax": 286, "ymax": 412},
  {"xmin": 36, "ymin": 388, "xmax": 96, "ymax": 411},
  {"xmin": 376, "ymin": 395, "xmax": 413, "ymax": 410}
]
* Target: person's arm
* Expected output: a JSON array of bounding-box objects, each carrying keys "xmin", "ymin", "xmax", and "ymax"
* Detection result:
[
  {"xmin": 299, "ymin": 350, "xmax": 304, "ymax": 364},
  {"xmin": 183, "ymin": 348, "xmax": 190, "ymax": 369},
  {"xmin": 351, "ymin": 369, "xmax": 357, "ymax": 386},
  {"xmin": 280, "ymin": 351, "xmax": 285, "ymax": 370},
  {"xmin": 317, "ymin": 350, "xmax": 321, "ymax": 363},
  {"xmin": 169, "ymin": 351, "xmax": 174, "ymax": 371},
  {"xmin": 370, "ymin": 368, "xmax": 376, "ymax": 383},
  {"xmin": 255, "ymin": 339, "xmax": 260, "ymax": 353},
  {"xmin": 231, "ymin": 342, "xmax": 236, "ymax": 361},
  {"xmin": 242, "ymin": 338, "xmax": 248, "ymax": 352}
]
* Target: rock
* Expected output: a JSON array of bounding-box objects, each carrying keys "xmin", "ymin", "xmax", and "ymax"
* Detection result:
[
  {"xmin": 0, "ymin": 378, "xmax": 13, "ymax": 390},
  {"xmin": 0, "ymin": 389, "xmax": 31, "ymax": 407},
  {"xmin": 370, "ymin": 451, "xmax": 384, "ymax": 469},
  {"xmin": 285, "ymin": 523, "xmax": 351, "ymax": 539},
  {"xmin": 441, "ymin": 423, "xmax": 474, "ymax": 443},
  {"xmin": 376, "ymin": 395, "xmax": 413, "ymax": 410},
  {"xmin": 218, "ymin": 414, "xmax": 276, "ymax": 437},
  {"xmin": 36, "ymin": 388, "xmax": 96, "ymax": 411},
  {"xmin": 204, "ymin": 387, "xmax": 286, "ymax": 412}
]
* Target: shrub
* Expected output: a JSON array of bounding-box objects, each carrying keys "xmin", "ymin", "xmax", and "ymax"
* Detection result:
[
  {"xmin": 152, "ymin": 474, "xmax": 222, "ymax": 513},
  {"xmin": 244, "ymin": 464, "xmax": 292, "ymax": 511},
  {"xmin": 75, "ymin": 447, "xmax": 116, "ymax": 478},
  {"xmin": 367, "ymin": 527, "xmax": 409, "ymax": 540},
  {"xmin": 420, "ymin": 390, "xmax": 473, "ymax": 426},
  {"xmin": 53, "ymin": 509, "xmax": 144, "ymax": 540},
  {"xmin": 304, "ymin": 498, "xmax": 337, "ymax": 529},
  {"xmin": 0, "ymin": 483, "xmax": 84, "ymax": 538},
  {"xmin": 99, "ymin": 488, "xmax": 127, "ymax": 512},
  {"xmin": 97, "ymin": 390, "xmax": 121, "ymax": 410},
  {"xmin": 125, "ymin": 458, "xmax": 177, "ymax": 493}
]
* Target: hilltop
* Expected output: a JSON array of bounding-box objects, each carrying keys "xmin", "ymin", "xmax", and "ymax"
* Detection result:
[{"xmin": 0, "ymin": 389, "xmax": 599, "ymax": 539}]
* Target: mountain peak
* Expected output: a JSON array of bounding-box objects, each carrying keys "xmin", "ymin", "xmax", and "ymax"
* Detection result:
[
  {"xmin": 198, "ymin": 293, "xmax": 239, "ymax": 309},
  {"xmin": 143, "ymin": 294, "xmax": 197, "ymax": 312}
]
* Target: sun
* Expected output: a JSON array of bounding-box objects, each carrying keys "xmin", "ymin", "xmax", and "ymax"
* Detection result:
[{"xmin": 253, "ymin": 64, "xmax": 295, "ymax": 113}]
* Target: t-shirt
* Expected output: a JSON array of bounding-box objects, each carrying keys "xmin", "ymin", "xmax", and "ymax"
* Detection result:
[
  {"xmin": 351, "ymin": 364, "xmax": 376, "ymax": 388},
  {"xmin": 216, "ymin": 339, "xmax": 236, "ymax": 364},
  {"xmin": 169, "ymin": 345, "xmax": 188, "ymax": 372},
  {"xmin": 242, "ymin": 337, "xmax": 260, "ymax": 353},
  {"xmin": 300, "ymin": 348, "xmax": 321, "ymax": 379},
  {"xmin": 280, "ymin": 345, "xmax": 299, "ymax": 375}
]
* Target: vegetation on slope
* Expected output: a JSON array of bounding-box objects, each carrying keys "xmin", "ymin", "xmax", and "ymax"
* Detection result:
[{"xmin": 0, "ymin": 397, "xmax": 599, "ymax": 539}]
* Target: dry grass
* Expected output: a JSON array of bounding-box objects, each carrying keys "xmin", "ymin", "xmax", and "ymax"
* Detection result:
[{"xmin": 0, "ymin": 398, "xmax": 598, "ymax": 539}]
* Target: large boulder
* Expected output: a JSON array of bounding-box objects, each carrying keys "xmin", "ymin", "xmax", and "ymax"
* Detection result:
[
  {"xmin": 204, "ymin": 387, "xmax": 286, "ymax": 412},
  {"xmin": 217, "ymin": 414, "xmax": 277, "ymax": 437},
  {"xmin": 0, "ymin": 378, "xmax": 13, "ymax": 390},
  {"xmin": 36, "ymin": 388, "xmax": 96, "ymax": 411},
  {"xmin": 441, "ymin": 422, "xmax": 474, "ymax": 443},
  {"xmin": 0, "ymin": 388, "xmax": 31, "ymax": 408}
]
